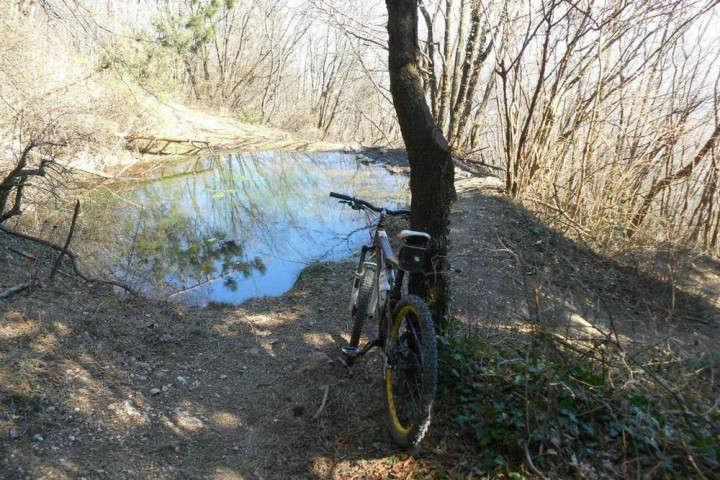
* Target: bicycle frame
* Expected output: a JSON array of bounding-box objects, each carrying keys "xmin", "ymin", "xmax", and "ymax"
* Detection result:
[{"xmin": 349, "ymin": 212, "xmax": 405, "ymax": 356}]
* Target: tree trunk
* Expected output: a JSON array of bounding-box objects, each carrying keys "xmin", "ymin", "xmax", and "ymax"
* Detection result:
[{"xmin": 386, "ymin": 0, "xmax": 456, "ymax": 329}]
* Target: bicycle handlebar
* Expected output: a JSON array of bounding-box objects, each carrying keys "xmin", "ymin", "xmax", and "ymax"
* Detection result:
[{"xmin": 329, "ymin": 191, "xmax": 411, "ymax": 216}]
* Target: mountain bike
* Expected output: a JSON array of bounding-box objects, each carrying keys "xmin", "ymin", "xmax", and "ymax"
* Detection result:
[{"xmin": 330, "ymin": 191, "xmax": 438, "ymax": 448}]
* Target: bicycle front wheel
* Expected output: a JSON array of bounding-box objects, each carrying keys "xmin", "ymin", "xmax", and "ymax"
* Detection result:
[
  {"xmin": 349, "ymin": 255, "xmax": 376, "ymax": 348},
  {"xmin": 383, "ymin": 295, "xmax": 437, "ymax": 448}
]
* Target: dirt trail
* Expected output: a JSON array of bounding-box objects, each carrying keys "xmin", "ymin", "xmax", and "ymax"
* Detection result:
[
  {"xmin": 2, "ymin": 176, "xmax": 718, "ymax": 479},
  {"xmin": 125, "ymin": 100, "xmax": 347, "ymax": 156}
]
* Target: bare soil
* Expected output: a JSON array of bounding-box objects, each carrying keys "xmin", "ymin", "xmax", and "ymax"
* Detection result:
[{"xmin": 1, "ymin": 175, "xmax": 718, "ymax": 479}]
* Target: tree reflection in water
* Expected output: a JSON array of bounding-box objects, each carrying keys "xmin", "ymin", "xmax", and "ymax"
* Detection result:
[
  {"xmin": 125, "ymin": 204, "xmax": 266, "ymax": 295},
  {"xmin": 81, "ymin": 151, "xmax": 407, "ymax": 305}
]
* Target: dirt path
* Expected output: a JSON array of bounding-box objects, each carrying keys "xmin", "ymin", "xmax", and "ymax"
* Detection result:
[
  {"xmin": 124, "ymin": 100, "xmax": 347, "ymax": 158},
  {"xmin": 2, "ymin": 178, "xmax": 718, "ymax": 479}
]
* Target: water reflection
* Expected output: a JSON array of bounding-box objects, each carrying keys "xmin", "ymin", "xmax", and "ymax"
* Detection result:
[{"xmin": 82, "ymin": 151, "xmax": 407, "ymax": 305}]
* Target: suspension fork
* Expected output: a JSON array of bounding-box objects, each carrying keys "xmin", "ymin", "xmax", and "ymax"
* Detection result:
[
  {"xmin": 379, "ymin": 269, "xmax": 404, "ymax": 346},
  {"xmin": 357, "ymin": 244, "xmax": 370, "ymax": 271},
  {"xmin": 342, "ymin": 244, "xmax": 381, "ymax": 364}
]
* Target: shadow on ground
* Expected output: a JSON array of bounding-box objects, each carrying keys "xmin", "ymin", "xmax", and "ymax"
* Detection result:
[{"xmin": 1, "ymin": 185, "xmax": 718, "ymax": 479}]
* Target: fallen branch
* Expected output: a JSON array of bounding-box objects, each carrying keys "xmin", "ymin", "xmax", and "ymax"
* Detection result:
[
  {"xmin": 125, "ymin": 135, "xmax": 211, "ymax": 156},
  {"xmin": 0, "ymin": 224, "xmax": 136, "ymax": 295},
  {"xmin": 312, "ymin": 385, "xmax": 330, "ymax": 419},
  {"xmin": 50, "ymin": 199, "xmax": 80, "ymax": 279},
  {"xmin": 0, "ymin": 283, "xmax": 30, "ymax": 299},
  {"xmin": 7, "ymin": 246, "xmax": 36, "ymax": 261},
  {"xmin": 524, "ymin": 442, "xmax": 549, "ymax": 480}
]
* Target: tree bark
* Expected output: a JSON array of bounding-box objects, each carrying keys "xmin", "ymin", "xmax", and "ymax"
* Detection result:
[
  {"xmin": 386, "ymin": 0, "xmax": 456, "ymax": 328},
  {"xmin": 436, "ymin": 0, "xmax": 454, "ymax": 136}
]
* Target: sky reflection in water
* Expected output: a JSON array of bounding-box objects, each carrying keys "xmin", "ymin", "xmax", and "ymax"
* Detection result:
[{"xmin": 106, "ymin": 151, "xmax": 407, "ymax": 305}]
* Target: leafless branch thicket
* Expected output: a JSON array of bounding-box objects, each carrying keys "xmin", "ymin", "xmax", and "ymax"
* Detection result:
[
  {"xmin": 481, "ymin": 0, "xmax": 720, "ymax": 254},
  {"xmin": 5, "ymin": 0, "xmax": 720, "ymax": 256},
  {"xmin": 310, "ymin": 0, "xmax": 720, "ymax": 253},
  {"xmin": 1, "ymin": 4, "xmax": 141, "ymax": 234}
]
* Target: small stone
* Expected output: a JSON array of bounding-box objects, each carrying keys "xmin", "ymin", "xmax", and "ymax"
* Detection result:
[
  {"xmin": 150, "ymin": 388, "xmax": 161, "ymax": 395},
  {"xmin": 160, "ymin": 333, "xmax": 174, "ymax": 343},
  {"xmin": 311, "ymin": 350, "xmax": 333, "ymax": 364},
  {"xmin": 176, "ymin": 376, "xmax": 187, "ymax": 385},
  {"xmin": 32, "ymin": 434, "xmax": 44, "ymax": 442},
  {"xmin": 219, "ymin": 374, "xmax": 227, "ymax": 379}
]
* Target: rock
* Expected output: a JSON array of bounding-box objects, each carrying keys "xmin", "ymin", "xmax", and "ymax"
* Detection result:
[
  {"xmin": 109, "ymin": 399, "xmax": 148, "ymax": 422},
  {"xmin": 311, "ymin": 350, "xmax": 333, "ymax": 364},
  {"xmin": 343, "ymin": 142, "xmax": 361, "ymax": 153},
  {"xmin": 149, "ymin": 388, "xmax": 161, "ymax": 395},
  {"xmin": 296, "ymin": 350, "xmax": 334, "ymax": 374},
  {"xmin": 135, "ymin": 361, "xmax": 151, "ymax": 370},
  {"xmin": 32, "ymin": 434, "xmax": 44, "ymax": 442},
  {"xmin": 174, "ymin": 410, "xmax": 204, "ymax": 430}
]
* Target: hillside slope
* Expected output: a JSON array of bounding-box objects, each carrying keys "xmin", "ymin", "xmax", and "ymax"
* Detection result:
[{"xmin": 1, "ymin": 177, "xmax": 718, "ymax": 479}]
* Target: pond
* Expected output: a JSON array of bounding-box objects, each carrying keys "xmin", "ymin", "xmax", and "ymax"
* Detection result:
[{"xmin": 78, "ymin": 151, "xmax": 408, "ymax": 306}]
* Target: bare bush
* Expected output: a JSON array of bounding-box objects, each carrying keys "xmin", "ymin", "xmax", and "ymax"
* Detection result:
[{"xmin": 442, "ymin": 0, "xmax": 720, "ymax": 255}]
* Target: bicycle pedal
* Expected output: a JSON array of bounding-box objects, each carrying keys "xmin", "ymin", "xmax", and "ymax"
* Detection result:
[{"xmin": 340, "ymin": 346, "xmax": 361, "ymax": 358}]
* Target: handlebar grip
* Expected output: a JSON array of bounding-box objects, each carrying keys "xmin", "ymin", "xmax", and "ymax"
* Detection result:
[
  {"xmin": 329, "ymin": 191, "xmax": 407, "ymax": 214},
  {"xmin": 329, "ymin": 192, "xmax": 353, "ymax": 201}
]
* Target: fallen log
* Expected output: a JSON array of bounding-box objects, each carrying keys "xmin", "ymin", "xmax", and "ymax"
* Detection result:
[{"xmin": 0, "ymin": 283, "xmax": 30, "ymax": 299}]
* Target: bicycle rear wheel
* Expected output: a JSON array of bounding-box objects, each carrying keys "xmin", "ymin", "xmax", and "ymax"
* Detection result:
[{"xmin": 383, "ymin": 295, "xmax": 437, "ymax": 448}]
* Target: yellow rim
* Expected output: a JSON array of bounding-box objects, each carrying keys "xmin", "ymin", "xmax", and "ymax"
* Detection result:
[{"xmin": 385, "ymin": 304, "xmax": 416, "ymax": 436}]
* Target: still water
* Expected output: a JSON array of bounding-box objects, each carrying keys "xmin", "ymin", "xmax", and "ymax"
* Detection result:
[{"xmin": 81, "ymin": 151, "xmax": 408, "ymax": 306}]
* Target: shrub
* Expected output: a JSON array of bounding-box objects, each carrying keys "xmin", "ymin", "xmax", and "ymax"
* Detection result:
[{"xmin": 438, "ymin": 330, "xmax": 719, "ymax": 478}]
